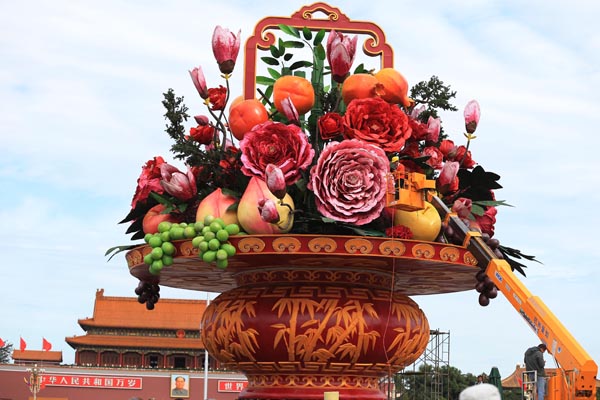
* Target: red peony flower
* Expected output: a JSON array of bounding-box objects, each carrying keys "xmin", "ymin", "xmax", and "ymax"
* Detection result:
[
  {"xmin": 408, "ymin": 117, "xmax": 428, "ymax": 141},
  {"xmin": 422, "ymin": 146, "xmax": 444, "ymax": 169},
  {"xmin": 208, "ymin": 86, "xmax": 227, "ymax": 110},
  {"xmin": 385, "ymin": 225, "xmax": 414, "ymax": 239},
  {"xmin": 189, "ymin": 125, "xmax": 214, "ymax": 145},
  {"xmin": 343, "ymin": 97, "xmax": 412, "ymax": 153},
  {"xmin": 318, "ymin": 112, "xmax": 344, "ymax": 140},
  {"xmin": 308, "ymin": 139, "xmax": 390, "ymax": 225},
  {"xmin": 474, "ymin": 206, "xmax": 497, "ymax": 237},
  {"xmin": 131, "ymin": 156, "xmax": 166, "ymax": 209},
  {"xmin": 239, "ymin": 121, "xmax": 314, "ymax": 186}
]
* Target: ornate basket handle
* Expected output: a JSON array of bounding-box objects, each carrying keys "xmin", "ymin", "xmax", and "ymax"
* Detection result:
[{"xmin": 243, "ymin": 2, "xmax": 394, "ymax": 99}]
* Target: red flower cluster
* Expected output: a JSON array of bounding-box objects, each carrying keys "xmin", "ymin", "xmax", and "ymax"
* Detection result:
[
  {"xmin": 385, "ymin": 225, "xmax": 414, "ymax": 239},
  {"xmin": 131, "ymin": 156, "xmax": 165, "ymax": 209}
]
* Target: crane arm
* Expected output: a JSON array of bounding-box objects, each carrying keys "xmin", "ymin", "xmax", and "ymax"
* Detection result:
[{"xmin": 429, "ymin": 195, "xmax": 597, "ymax": 398}]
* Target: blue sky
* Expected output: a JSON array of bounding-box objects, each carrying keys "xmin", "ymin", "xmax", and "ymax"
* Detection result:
[{"xmin": 1, "ymin": 0, "xmax": 599, "ymax": 380}]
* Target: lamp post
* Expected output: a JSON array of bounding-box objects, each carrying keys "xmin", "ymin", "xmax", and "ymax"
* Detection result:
[{"xmin": 25, "ymin": 363, "xmax": 45, "ymax": 400}]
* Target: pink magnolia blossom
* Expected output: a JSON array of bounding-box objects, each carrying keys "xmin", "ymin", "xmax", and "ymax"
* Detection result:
[
  {"xmin": 438, "ymin": 161, "xmax": 460, "ymax": 193},
  {"xmin": 258, "ymin": 198, "xmax": 280, "ymax": 224},
  {"xmin": 212, "ymin": 26, "xmax": 241, "ymax": 74},
  {"xmin": 426, "ymin": 116, "xmax": 441, "ymax": 143},
  {"xmin": 189, "ymin": 66, "xmax": 208, "ymax": 99},
  {"xmin": 160, "ymin": 164, "xmax": 197, "ymax": 201},
  {"xmin": 464, "ymin": 100, "xmax": 481, "ymax": 134},
  {"xmin": 240, "ymin": 121, "xmax": 314, "ymax": 186},
  {"xmin": 308, "ymin": 139, "xmax": 390, "ymax": 225},
  {"xmin": 265, "ymin": 164, "xmax": 286, "ymax": 199},
  {"xmin": 280, "ymin": 97, "xmax": 299, "ymax": 124},
  {"xmin": 451, "ymin": 198, "xmax": 472, "ymax": 219},
  {"xmin": 194, "ymin": 115, "xmax": 209, "ymax": 125},
  {"xmin": 326, "ymin": 30, "xmax": 358, "ymax": 83},
  {"xmin": 410, "ymin": 104, "xmax": 425, "ymax": 119}
]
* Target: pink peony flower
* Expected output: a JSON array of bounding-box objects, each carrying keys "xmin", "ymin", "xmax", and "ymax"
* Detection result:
[
  {"xmin": 308, "ymin": 139, "xmax": 390, "ymax": 225},
  {"xmin": 212, "ymin": 26, "xmax": 241, "ymax": 74},
  {"xmin": 239, "ymin": 121, "xmax": 314, "ymax": 186},
  {"xmin": 131, "ymin": 156, "xmax": 166, "ymax": 209},
  {"xmin": 326, "ymin": 30, "xmax": 358, "ymax": 83},
  {"xmin": 160, "ymin": 164, "xmax": 197, "ymax": 201},
  {"xmin": 343, "ymin": 97, "xmax": 412, "ymax": 153}
]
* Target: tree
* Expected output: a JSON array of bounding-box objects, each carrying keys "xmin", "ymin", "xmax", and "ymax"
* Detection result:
[{"xmin": 0, "ymin": 341, "xmax": 13, "ymax": 363}]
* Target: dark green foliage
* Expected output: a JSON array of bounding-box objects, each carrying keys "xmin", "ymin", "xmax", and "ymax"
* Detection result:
[{"xmin": 0, "ymin": 342, "xmax": 13, "ymax": 363}]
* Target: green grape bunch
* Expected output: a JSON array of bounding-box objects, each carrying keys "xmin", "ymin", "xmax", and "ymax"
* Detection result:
[{"xmin": 191, "ymin": 215, "xmax": 241, "ymax": 269}]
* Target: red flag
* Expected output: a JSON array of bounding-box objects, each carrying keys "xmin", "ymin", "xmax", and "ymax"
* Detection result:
[
  {"xmin": 20, "ymin": 337, "xmax": 26, "ymax": 352},
  {"xmin": 0, "ymin": 337, "xmax": 5, "ymax": 347},
  {"xmin": 42, "ymin": 337, "xmax": 52, "ymax": 351}
]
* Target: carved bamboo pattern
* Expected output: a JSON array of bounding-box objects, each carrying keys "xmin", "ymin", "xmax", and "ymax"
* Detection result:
[{"xmin": 202, "ymin": 298, "xmax": 259, "ymax": 362}]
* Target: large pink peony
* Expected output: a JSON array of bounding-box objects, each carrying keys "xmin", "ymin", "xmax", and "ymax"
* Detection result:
[
  {"xmin": 240, "ymin": 121, "xmax": 314, "ymax": 185},
  {"xmin": 308, "ymin": 139, "xmax": 390, "ymax": 225},
  {"xmin": 343, "ymin": 97, "xmax": 412, "ymax": 153}
]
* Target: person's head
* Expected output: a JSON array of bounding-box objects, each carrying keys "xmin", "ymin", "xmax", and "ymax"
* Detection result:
[
  {"xmin": 538, "ymin": 343, "xmax": 547, "ymax": 353},
  {"xmin": 174, "ymin": 376, "xmax": 186, "ymax": 389},
  {"xmin": 477, "ymin": 375, "xmax": 484, "ymax": 382},
  {"xmin": 459, "ymin": 383, "xmax": 501, "ymax": 400}
]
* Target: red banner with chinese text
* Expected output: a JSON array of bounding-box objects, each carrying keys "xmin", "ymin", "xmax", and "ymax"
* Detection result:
[
  {"xmin": 218, "ymin": 380, "xmax": 248, "ymax": 392},
  {"xmin": 40, "ymin": 374, "xmax": 142, "ymax": 389}
]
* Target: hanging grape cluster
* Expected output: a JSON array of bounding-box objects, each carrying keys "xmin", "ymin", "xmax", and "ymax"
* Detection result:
[{"xmin": 135, "ymin": 280, "xmax": 160, "ymax": 310}]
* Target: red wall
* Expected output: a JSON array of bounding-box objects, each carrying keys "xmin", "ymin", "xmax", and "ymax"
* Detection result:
[{"xmin": 0, "ymin": 364, "xmax": 245, "ymax": 400}]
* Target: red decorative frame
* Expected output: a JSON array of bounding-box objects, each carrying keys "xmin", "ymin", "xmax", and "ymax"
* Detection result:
[{"xmin": 243, "ymin": 2, "xmax": 394, "ymax": 99}]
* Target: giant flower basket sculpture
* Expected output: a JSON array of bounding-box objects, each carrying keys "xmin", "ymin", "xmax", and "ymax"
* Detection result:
[{"xmin": 117, "ymin": 2, "xmax": 536, "ymax": 399}]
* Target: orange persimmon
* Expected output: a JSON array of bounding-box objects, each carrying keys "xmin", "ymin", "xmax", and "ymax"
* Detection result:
[
  {"xmin": 228, "ymin": 99, "xmax": 269, "ymax": 140},
  {"xmin": 272, "ymin": 75, "xmax": 315, "ymax": 115}
]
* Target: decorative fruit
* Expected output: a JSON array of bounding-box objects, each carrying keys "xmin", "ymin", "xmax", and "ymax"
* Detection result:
[
  {"xmin": 195, "ymin": 188, "xmax": 239, "ymax": 226},
  {"xmin": 237, "ymin": 177, "xmax": 294, "ymax": 234},
  {"xmin": 228, "ymin": 99, "xmax": 269, "ymax": 140},
  {"xmin": 272, "ymin": 75, "xmax": 315, "ymax": 115},
  {"xmin": 341, "ymin": 73, "xmax": 378, "ymax": 105},
  {"xmin": 142, "ymin": 204, "xmax": 181, "ymax": 234},
  {"xmin": 392, "ymin": 201, "xmax": 441, "ymax": 242},
  {"xmin": 374, "ymin": 68, "xmax": 412, "ymax": 107}
]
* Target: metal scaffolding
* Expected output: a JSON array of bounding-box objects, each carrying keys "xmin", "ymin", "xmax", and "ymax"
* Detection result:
[{"xmin": 382, "ymin": 329, "xmax": 451, "ymax": 399}]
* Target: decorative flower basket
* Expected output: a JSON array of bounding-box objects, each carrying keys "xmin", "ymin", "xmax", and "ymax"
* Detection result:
[{"xmin": 114, "ymin": 3, "xmax": 538, "ymax": 399}]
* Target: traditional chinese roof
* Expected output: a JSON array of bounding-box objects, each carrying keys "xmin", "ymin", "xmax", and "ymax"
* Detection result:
[
  {"xmin": 76, "ymin": 289, "xmax": 206, "ymax": 330},
  {"xmin": 12, "ymin": 349, "xmax": 63, "ymax": 363},
  {"xmin": 66, "ymin": 334, "xmax": 204, "ymax": 350}
]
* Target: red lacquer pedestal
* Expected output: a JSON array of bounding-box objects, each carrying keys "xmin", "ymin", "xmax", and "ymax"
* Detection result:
[{"xmin": 126, "ymin": 235, "xmax": 479, "ymax": 399}]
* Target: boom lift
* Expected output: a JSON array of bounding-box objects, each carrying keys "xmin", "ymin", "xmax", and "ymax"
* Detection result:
[{"xmin": 387, "ymin": 172, "xmax": 598, "ymax": 399}]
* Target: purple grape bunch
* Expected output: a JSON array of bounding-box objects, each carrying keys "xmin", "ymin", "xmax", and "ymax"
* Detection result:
[{"xmin": 134, "ymin": 280, "xmax": 161, "ymax": 310}]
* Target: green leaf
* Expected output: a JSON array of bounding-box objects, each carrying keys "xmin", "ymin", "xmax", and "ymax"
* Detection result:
[
  {"xmin": 283, "ymin": 53, "xmax": 293, "ymax": 62},
  {"xmin": 290, "ymin": 60, "xmax": 312, "ymax": 71},
  {"xmin": 278, "ymin": 24, "xmax": 300, "ymax": 38},
  {"xmin": 267, "ymin": 68, "xmax": 281, "ymax": 80},
  {"xmin": 302, "ymin": 27, "xmax": 312, "ymax": 40},
  {"xmin": 314, "ymin": 44, "xmax": 326, "ymax": 61},
  {"xmin": 256, "ymin": 76, "xmax": 276, "ymax": 85},
  {"xmin": 473, "ymin": 200, "xmax": 514, "ymax": 208},
  {"xmin": 471, "ymin": 204, "xmax": 485, "ymax": 216},
  {"xmin": 313, "ymin": 29, "xmax": 326, "ymax": 46},
  {"xmin": 260, "ymin": 56, "xmax": 280, "ymax": 66},
  {"xmin": 283, "ymin": 40, "xmax": 305, "ymax": 49},
  {"xmin": 105, "ymin": 244, "xmax": 140, "ymax": 262},
  {"xmin": 269, "ymin": 45, "xmax": 280, "ymax": 58}
]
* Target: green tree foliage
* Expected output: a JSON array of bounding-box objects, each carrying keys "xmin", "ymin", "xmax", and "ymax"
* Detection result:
[
  {"xmin": 0, "ymin": 342, "xmax": 13, "ymax": 363},
  {"xmin": 393, "ymin": 364, "xmax": 527, "ymax": 400}
]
